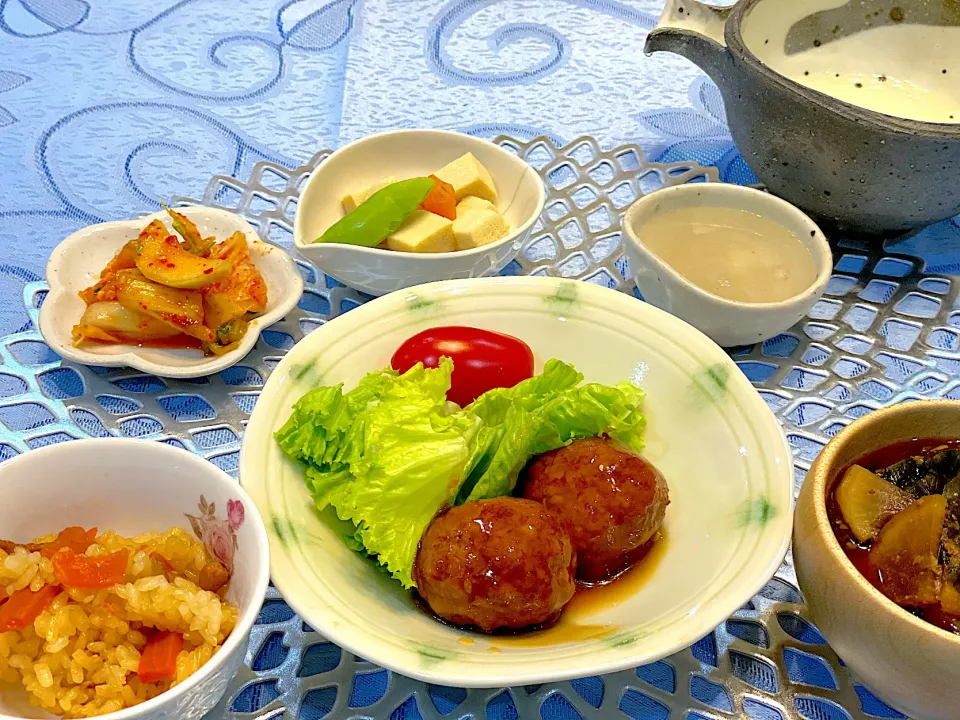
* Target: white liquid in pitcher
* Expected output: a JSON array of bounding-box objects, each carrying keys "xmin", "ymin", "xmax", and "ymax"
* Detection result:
[
  {"xmin": 640, "ymin": 207, "xmax": 818, "ymax": 304},
  {"xmin": 798, "ymin": 72, "xmax": 960, "ymax": 123},
  {"xmin": 775, "ymin": 26, "xmax": 960, "ymax": 123}
]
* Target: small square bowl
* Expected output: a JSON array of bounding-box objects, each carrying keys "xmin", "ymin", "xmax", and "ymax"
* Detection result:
[
  {"xmin": 293, "ymin": 130, "xmax": 546, "ymax": 296},
  {"xmin": 0, "ymin": 438, "xmax": 270, "ymax": 720}
]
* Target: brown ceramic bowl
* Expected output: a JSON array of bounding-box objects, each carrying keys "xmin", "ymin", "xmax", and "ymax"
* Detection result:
[{"xmin": 794, "ymin": 400, "xmax": 960, "ymax": 720}]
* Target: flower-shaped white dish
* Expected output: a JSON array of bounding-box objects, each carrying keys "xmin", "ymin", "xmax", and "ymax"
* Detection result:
[
  {"xmin": 240, "ymin": 276, "xmax": 794, "ymax": 687},
  {"xmin": 0, "ymin": 438, "xmax": 270, "ymax": 720},
  {"xmin": 39, "ymin": 206, "xmax": 303, "ymax": 378},
  {"xmin": 293, "ymin": 129, "xmax": 546, "ymax": 296}
]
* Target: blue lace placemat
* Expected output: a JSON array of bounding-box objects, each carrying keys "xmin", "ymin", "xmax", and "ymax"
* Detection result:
[{"xmin": 0, "ymin": 134, "xmax": 944, "ymax": 719}]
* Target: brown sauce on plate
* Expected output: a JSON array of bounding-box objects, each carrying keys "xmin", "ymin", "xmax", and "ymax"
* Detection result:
[
  {"xmin": 414, "ymin": 531, "xmax": 668, "ymax": 645},
  {"xmin": 565, "ymin": 532, "xmax": 666, "ymax": 619}
]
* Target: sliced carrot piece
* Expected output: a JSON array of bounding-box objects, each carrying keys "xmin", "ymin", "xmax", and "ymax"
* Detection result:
[
  {"xmin": 0, "ymin": 585, "xmax": 61, "ymax": 631},
  {"xmin": 52, "ymin": 548, "xmax": 128, "ymax": 589},
  {"xmin": 150, "ymin": 552, "xmax": 176, "ymax": 572},
  {"xmin": 40, "ymin": 527, "xmax": 97, "ymax": 559},
  {"xmin": 138, "ymin": 631, "xmax": 184, "ymax": 683},
  {"xmin": 419, "ymin": 175, "xmax": 457, "ymax": 220}
]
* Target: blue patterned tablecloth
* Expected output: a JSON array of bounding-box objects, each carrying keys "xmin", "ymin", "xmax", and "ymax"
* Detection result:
[
  {"xmin": 3, "ymin": 2, "xmax": 960, "ymax": 719},
  {"xmin": 4, "ymin": 0, "xmax": 960, "ymax": 330}
]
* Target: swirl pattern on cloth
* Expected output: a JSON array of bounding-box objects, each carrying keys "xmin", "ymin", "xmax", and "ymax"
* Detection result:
[
  {"xmin": 638, "ymin": 77, "xmax": 759, "ymax": 185},
  {"xmin": 426, "ymin": 0, "xmax": 656, "ymax": 85},
  {"xmin": 1, "ymin": 0, "xmax": 960, "ymax": 417}
]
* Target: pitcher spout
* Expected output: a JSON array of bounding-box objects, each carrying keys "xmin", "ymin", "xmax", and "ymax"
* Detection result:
[{"xmin": 644, "ymin": 0, "xmax": 733, "ymax": 81}]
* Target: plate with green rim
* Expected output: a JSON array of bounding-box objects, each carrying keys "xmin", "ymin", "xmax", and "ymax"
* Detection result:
[{"xmin": 239, "ymin": 275, "xmax": 793, "ymax": 687}]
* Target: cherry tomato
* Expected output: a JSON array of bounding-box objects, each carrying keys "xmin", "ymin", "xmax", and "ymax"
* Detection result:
[{"xmin": 391, "ymin": 326, "xmax": 534, "ymax": 407}]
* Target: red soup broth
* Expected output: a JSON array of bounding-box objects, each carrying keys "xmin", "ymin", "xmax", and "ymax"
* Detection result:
[{"xmin": 827, "ymin": 438, "xmax": 960, "ymax": 634}]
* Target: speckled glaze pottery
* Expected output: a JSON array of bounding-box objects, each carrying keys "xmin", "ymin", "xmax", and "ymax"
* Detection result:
[
  {"xmin": 645, "ymin": 0, "xmax": 960, "ymax": 237},
  {"xmin": 795, "ymin": 401, "xmax": 960, "ymax": 720}
]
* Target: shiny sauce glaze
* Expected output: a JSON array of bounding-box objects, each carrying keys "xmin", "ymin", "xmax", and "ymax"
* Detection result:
[
  {"xmin": 412, "ymin": 496, "xmax": 577, "ymax": 633},
  {"xmin": 564, "ymin": 532, "xmax": 666, "ymax": 614},
  {"xmin": 828, "ymin": 438, "xmax": 960, "ymax": 634},
  {"xmin": 413, "ymin": 531, "xmax": 667, "ymax": 640},
  {"xmin": 522, "ymin": 437, "xmax": 669, "ymax": 584},
  {"xmin": 414, "ymin": 438, "xmax": 670, "ymax": 638},
  {"xmin": 486, "ymin": 534, "xmax": 668, "ymax": 649}
]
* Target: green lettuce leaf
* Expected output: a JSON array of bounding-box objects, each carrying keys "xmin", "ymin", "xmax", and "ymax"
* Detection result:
[
  {"xmin": 277, "ymin": 359, "xmax": 487, "ymax": 588},
  {"xmin": 275, "ymin": 357, "xmax": 646, "ymax": 589},
  {"xmin": 460, "ymin": 359, "xmax": 646, "ymax": 502}
]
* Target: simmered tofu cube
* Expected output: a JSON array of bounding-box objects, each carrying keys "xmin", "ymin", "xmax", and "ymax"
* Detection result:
[
  {"xmin": 387, "ymin": 209, "xmax": 456, "ymax": 253},
  {"xmin": 453, "ymin": 198, "xmax": 509, "ymax": 250},
  {"xmin": 456, "ymin": 196, "xmax": 497, "ymax": 214},
  {"xmin": 342, "ymin": 176, "xmax": 396, "ymax": 213},
  {"xmin": 434, "ymin": 153, "xmax": 498, "ymax": 203}
]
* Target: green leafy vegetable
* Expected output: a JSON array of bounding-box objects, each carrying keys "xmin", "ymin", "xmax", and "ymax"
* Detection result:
[
  {"xmin": 161, "ymin": 202, "xmax": 215, "ymax": 256},
  {"xmin": 275, "ymin": 358, "xmax": 646, "ymax": 588},
  {"xmin": 215, "ymin": 318, "xmax": 248, "ymax": 345},
  {"xmin": 460, "ymin": 359, "xmax": 646, "ymax": 502},
  {"xmin": 277, "ymin": 359, "xmax": 488, "ymax": 588},
  {"xmin": 314, "ymin": 177, "xmax": 436, "ymax": 247}
]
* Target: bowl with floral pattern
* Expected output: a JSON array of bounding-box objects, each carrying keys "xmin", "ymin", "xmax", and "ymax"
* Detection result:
[
  {"xmin": 0, "ymin": 438, "xmax": 270, "ymax": 719},
  {"xmin": 240, "ymin": 275, "xmax": 793, "ymax": 687}
]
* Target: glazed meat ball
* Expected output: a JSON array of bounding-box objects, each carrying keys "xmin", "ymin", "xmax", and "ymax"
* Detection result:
[
  {"xmin": 414, "ymin": 497, "xmax": 577, "ymax": 631},
  {"xmin": 523, "ymin": 437, "xmax": 669, "ymax": 583}
]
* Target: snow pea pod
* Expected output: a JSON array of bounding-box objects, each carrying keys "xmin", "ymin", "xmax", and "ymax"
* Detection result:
[{"xmin": 314, "ymin": 177, "xmax": 435, "ymax": 247}]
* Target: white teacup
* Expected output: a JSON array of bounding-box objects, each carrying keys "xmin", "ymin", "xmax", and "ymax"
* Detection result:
[{"xmin": 622, "ymin": 183, "xmax": 832, "ymax": 347}]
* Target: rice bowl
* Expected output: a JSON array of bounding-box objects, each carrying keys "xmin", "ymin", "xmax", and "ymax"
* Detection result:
[{"xmin": 0, "ymin": 439, "xmax": 269, "ymax": 720}]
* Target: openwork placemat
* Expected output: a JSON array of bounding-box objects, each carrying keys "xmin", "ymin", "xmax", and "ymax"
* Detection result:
[{"xmin": 2, "ymin": 136, "xmax": 945, "ymax": 719}]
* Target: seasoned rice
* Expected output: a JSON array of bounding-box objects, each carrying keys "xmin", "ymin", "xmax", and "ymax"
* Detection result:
[{"xmin": 0, "ymin": 528, "xmax": 237, "ymax": 718}]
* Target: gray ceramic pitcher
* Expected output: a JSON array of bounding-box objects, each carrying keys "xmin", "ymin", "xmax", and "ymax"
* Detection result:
[{"xmin": 645, "ymin": 0, "xmax": 960, "ymax": 237}]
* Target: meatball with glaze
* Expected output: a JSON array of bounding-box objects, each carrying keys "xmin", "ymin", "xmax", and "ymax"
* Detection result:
[
  {"xmin": 414, "ymin": 497, "xmax": 576, "ymax": 631},
  {"xmin": 523, "ymin": 437, "xmax": 669, "ymax": 583}
]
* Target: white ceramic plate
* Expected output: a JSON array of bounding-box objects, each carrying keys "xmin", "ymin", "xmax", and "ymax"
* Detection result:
[
  {"xmin": 39, "ymin": 206, "xmax": 303, "ymax": 378},
  {"xmin": 240, "ymin": 276, "xmax": 794, "ymax": 687},
  {"xmin": 293, "ymin": 129, "xmax": 546, "ymax": 296}
]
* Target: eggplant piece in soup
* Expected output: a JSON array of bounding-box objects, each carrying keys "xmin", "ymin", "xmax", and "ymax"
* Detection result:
[{"xmin": 829, "ymin": 439, "xmax": 960, "ymax": 635}]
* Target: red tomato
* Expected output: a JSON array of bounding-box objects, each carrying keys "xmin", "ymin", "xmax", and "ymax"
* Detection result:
[{"xmin": 391, "ymin": 327, "xmax": 534, "ymax": 407}]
